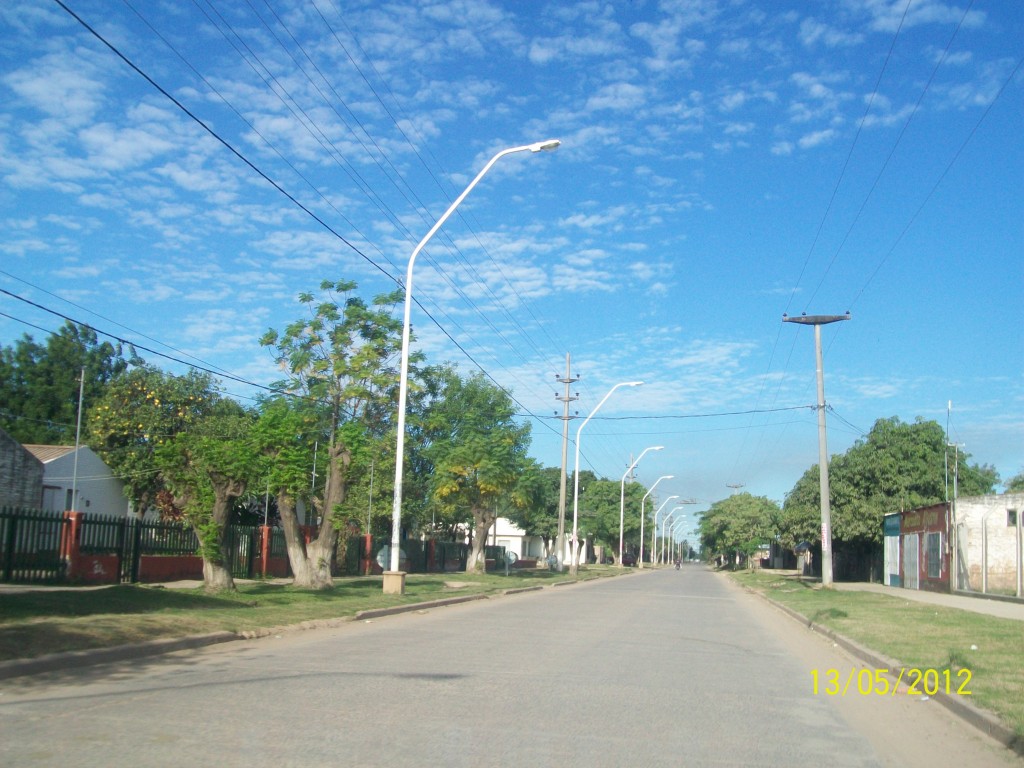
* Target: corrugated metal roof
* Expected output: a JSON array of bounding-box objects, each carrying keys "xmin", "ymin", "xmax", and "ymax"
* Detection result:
[{"xmin": 22, "ymin": 445, "xmax": 77, "ymax": 463}]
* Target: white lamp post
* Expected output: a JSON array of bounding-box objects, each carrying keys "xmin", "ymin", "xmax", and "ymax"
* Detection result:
[
  {"xmin": 668, "ymin": 515, "xmax": 690, "ymax": 563},
  {"xmin": 386, "ymin": 139, "xmax": 560, "ymax": 594},
  {"xmin": 570, "ymin": 380, "xmax": 644, "ymax": 574},
  {"xmin": 649, "ymin": 496, "xmax": 679, "ymax": 567},
  {"xmin": 619, "ymin": 445, "xmax": 663, "ymax": 567},
  {"xmin": 661, "ymin": 500, "xmax": 696, "ymax": 563},
  {"xmin": 639, "ymin": 475, "xmax": 673, "ymax": 568}
]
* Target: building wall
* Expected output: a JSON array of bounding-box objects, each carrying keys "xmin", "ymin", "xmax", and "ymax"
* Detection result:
[
  {"xmin": 899, "ymin": 503, "xmax": 948, "ymax": 593},
  {"xmin": 955, "ymin": 493, "xmax": 1024, "ymax": 594},
  {"xmin": 40, "ymin": 448, "xmax": 129, "ymax": 517},
  {"xmin": 0, "ymin": 428, "xmax": 43, "ymax": 509}
]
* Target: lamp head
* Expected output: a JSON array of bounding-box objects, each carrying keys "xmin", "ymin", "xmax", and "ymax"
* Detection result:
[{"xmin": 530, "ymin": 139, "xmax": 561, "ymax": 152}]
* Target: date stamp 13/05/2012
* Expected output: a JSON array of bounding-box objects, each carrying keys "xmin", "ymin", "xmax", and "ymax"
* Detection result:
[{"xmin": 811, "ymin": 668, "xmax": 972, "ymax": 697}]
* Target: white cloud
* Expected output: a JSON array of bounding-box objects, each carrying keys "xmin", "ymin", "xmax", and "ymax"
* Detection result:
[
  {"xmin": 799, "ymin": 18, "xmax": 864, "ymax": 48},
  {"xmin": 585, "ymin": 82, "xmax": 646, "ymax": 112},
  {"xmin": 797, "ymin": 129, "xmax": 836, "ymax": 149}
]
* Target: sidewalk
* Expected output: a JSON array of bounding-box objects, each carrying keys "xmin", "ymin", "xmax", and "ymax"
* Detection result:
[{"xmin": 834, "ymin": 581, "xmax": 1024, "ymax": 622}]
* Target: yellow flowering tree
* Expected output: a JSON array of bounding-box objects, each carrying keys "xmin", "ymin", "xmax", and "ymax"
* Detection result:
[{"xmin": 87, "ymin": 367, "xmax": 221, "ymax": 517}]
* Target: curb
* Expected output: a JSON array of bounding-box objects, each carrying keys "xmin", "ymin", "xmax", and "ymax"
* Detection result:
[
  {"xmin": 0, "ymin": 572, "xmax": 626, "ymax": 681},
  {"xmin": 0, "ymin": 631, "xmax": 237, "ymax": 682},
  {"xmin": 354, "ymin": 593, "xmax": 489, "ymax": 621},
  {"xmin": 748, "ymin": 588, "xmax": 1022, "ymax": 755}
]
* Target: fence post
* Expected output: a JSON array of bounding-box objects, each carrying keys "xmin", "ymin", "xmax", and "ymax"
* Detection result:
[
  {"xmin": 259, "ymin": 525, "xmax": 271, "ymax": 578},
  {"xmin": 130, "ymin": 518, "xmax": 143, "ymax": 583},
  {"xmin": 2, "ymin": 510, "xmax": 16, "ymax": 582},
  {"xmin": 362, "ymin": 533, "xmax": 372, "ymax": 575},
  {"xmin": 61, "ymin": 511, "xmax": 83, "ymax": 580}
]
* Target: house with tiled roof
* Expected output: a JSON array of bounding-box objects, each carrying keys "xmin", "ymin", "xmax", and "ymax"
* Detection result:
[{"xmin": 21, "ymin": 443, "xmax": 129, "ymax": 517}]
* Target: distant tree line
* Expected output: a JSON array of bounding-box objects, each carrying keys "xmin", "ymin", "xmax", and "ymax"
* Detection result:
[{"xmin": 2, "ymin": 281, "xmax": 1019, "ymax": 589}]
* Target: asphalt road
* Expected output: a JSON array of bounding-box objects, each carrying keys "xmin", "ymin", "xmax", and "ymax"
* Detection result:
[{"xmin": 0, "ymin": 567, "xmax": 1017, "ymax": 767}]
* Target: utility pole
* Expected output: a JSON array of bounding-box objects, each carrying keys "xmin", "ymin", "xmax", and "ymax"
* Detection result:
[
  {"xmin": 783, "ymin": 312, "xmax": 850, "ymax": 588},
  {"xmin": 554, "ymin": 353, "xmax": 579, "ymax": 571}
]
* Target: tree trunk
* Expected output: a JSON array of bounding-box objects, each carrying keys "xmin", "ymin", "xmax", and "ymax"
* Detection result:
[
  {"xmin": 277, "ymin": 490, "xmax": 338, "ymax": 590},
  {"xmin": 466, "ymin": 507, "xmax": 495, "ymax": 573},
  {"xmin": 202, "ymin": 559, "xmax": 234, "ymax": 591},
  {"xmin": 198, "ymin": 472, "xmax": 245, "ymax": 592}
]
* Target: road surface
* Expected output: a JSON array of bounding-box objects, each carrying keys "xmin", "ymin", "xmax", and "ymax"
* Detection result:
[{"xmin": 0, "ymin": 567, "xmax": 1017, "ymax": 767}]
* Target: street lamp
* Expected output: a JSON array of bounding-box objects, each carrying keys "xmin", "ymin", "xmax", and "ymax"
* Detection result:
[
  {"xmin": 650, "ymin": 496, "xmax": 679, "ymax": 567},
  {"xmin": 571, "ymin": 381, "xmax": 644, "ymax": 574},
  {"xmin": 662, "ymin": 508, "xmax": 682, "ymax": 564},
  {"xmin": 639, "ymin": 475, "xmax": 673, "ymax": 569},
  {"xmin": 386, "ymin": 139, "xmax": 561, "ymax": 594},
  {"xmin": 782, "ymin": 311, "xmax": 850, "ymax": 589},
  {"xmin": 662, "ymin": 501, "xmax": 696, "ymax": 564},
  {"xmin": 670, "ymin": 517, "xmax": 690, "ymax": 562},
  {"xmin": 655, "ymin": 499, "xmax": 696, "ymax": 565},
  {"xmin": 619, "ymin": 446, "xmax": 663, "ymax": 567}
]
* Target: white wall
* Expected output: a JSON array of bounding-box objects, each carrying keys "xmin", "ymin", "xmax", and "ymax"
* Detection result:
[
  {"xmin": 956, "ymin": 493, "xmax": 1023, "ymax": 594},
  {"xmin": 40, "ymin": 448, "xmax": 129, "ymax": 517}
]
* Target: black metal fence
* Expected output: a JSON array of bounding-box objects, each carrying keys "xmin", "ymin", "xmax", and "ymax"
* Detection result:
[
  {"xmin": 1, "ymin": 507, "xmax": 69, "ymax": 583},
  {"xmin": 2, "ymin": 506, "xmax": 506, "ymax": 585}
]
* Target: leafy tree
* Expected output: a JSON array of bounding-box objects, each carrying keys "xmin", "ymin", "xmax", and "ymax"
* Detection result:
[
  {"xmin": 156, "ymin": 403, "xmax": 256, "ymax": 591},
  {"xmin": 87, "ymin": 367, "xmax": 221, "ymax": 517},
  {"xmin": 260, "ymin": 281, "xmax": 403, "ymax": 589},
  {"xmin": 699, "ymin": 492, "xmax": 780, "ymax": 567},
  {"xmin": 574, "ymin": 475, "xmax": 648, "ymax": 564},
  {"xmin": 1005, "ymin": 470, "xmax": 1024, "ymax": 493},
  {"xmin": 782, "ymin": 416, "xmax": 999, "ymax": 550},
  {"xmin": 422, "ymin": 370, "xmax": 533, "ymax": 572},
  {"xmin": 0, "ymin": 322, "xmax": 139, "ymax": 444},
  {"xmin": 503, "ymin": 465, "xmax": 563, "ymax": 557}
]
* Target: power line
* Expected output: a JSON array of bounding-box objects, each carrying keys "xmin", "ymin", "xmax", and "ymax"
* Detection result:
[{"xmin": 50, "ymin": 0, "xmax": 563, "ymax": 439}]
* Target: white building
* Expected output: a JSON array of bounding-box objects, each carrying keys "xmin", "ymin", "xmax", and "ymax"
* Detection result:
[
  {"xmin": 22, "ymin": 445, "xmax": 130, "ymax": 517},
  {"xmin": 954, "ymin": 493, "xmax": 1023, "ymax": 596},
  {"xmin": 484, "ymin": 517, "xmax": 547, "ymax": 562}
]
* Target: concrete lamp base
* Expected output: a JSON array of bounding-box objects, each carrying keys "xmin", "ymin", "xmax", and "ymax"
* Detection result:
[{"xmin": 382, "ymin": 571, "xmax": 407, "ymax": 595}]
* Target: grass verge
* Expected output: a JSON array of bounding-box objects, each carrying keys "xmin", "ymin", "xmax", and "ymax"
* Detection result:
[
  {"xmin": 0, "ymin": 567, "xmax": 622, "ymax": 663},
  {"xmin": 732, "ymin": 570, "xmax": 1024, "ymax": 739}
]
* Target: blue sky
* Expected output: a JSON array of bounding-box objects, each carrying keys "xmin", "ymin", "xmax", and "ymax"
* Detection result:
[{"xmin": 1, "ymin": 0, "xmax": 1021, "ymax": 525}]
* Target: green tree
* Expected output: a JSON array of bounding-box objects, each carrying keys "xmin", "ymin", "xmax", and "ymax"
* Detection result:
[
  {"xmin": 422, "ymin": 370, "xmax": 533, "ymax": 572},
  {"xmin": 783, "ymin": 416, "xmax": 999, "ymax": 550},
  {"xmin": 0, "ymin": 322, "xmax": 139, "ymax": 444},
  {"xmin": 1004, "ymin": 470, "xmax": 1024, "ymax": 493},
  {"xmin": 87, "ymin": 367, "xmax": 221, "ymax": 516},
  {"xmin": 260, "ymin": 281, "xmax": 403, "ymax": 589},
  {"xmin": 699, "ymin": 492, "xmax": 780, "ymax": 567},
  {"xmin": 156, "ymin": 403, "xmax": 256, "ymax": 591},
  {"xmin": 574, "ymin": 475, "xmax": 648, "ymax": 564},
  {"xmin": 503, "ymin": 465, "xmax": 564, "ymax": 559}
]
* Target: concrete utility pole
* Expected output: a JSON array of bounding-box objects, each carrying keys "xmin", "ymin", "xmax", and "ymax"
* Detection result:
[
  {"xmin": 554, "ymin": 353, "xmax": 579, "ymax": 571},
  {"xmin": 783, "ymin": 312, "xmax": 850, "ymax": 588}
]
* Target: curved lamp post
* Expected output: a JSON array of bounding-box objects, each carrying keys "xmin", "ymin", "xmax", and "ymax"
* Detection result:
[
  {"xmin": 649, "ymin": 496, "xmax": 679, "ymax": 567},
  {"xmin": 387, "ymin": 139, "xmax": 561, "ymax": 594},
  {"xmin": 570, "ymin": 380, "xmax": 644, "ymax": 574},
  {"xmin": 662, "ymin": 501, "xmax": 696, "ymax": 563},
  {"xmin": 639, "ymin": 475, "xmax": 673, "ymax": 568},
  {"xmin": 670, "ymin": 518, "xmax": 688, "ymax": 562},
  {"xmin": 619, "ymin": 445, "xmax": 663, "ymax": 566}
]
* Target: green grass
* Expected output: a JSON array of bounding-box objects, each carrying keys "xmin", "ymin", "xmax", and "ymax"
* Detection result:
[
  {"xmin": 732, "ymin": 570, "xmax": 1024, "ymax": 739},
  {"xmin": 0, "ymin": 567, "xmax": 618, "ymax": 663}
]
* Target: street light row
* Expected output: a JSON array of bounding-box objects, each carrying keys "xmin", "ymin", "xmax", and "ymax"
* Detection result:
[{"xmin": 384, "ymin": 136, "xmax": 840, "ymax": 594}]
